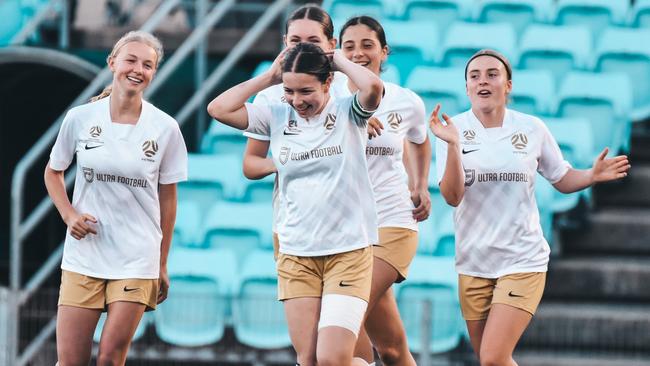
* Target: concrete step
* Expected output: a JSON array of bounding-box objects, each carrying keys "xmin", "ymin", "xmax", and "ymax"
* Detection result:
[
  {"xmin": 521, "ymin": 302, "xmax": 650, "ymax": 352},
  {"xmin": 513, "ymin": 351, "xmax": 650, "ymax": 366},
  {"xmin": 562, "ymin": 208, "xmax": 650, "ymax": 255},
  {"xmin": 630, "ymin": 130, "xmax": 650, "ymax": 162},
  {"xmin": 545, "ymin": 257, "xmax": 650, "ymax": 301},
  {"xmin": 595, "ymin": 165, "xmax": 650, "ymax": 208}
]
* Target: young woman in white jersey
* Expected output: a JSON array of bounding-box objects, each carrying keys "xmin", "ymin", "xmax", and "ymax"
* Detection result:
[
  {"xmin": 432, "ymin": 49, "xmax": 631, "ymax": 366},
  {"xmin": 45, "ymin": 31, "xmax": 187, "ymax": 365},
  {"xmin": 337, "ymin": 16, "xmax": 431, "ymax": 366},
  {"xmin": 208, "ymin": 42, "xmax": 382, "ymax": 366}
]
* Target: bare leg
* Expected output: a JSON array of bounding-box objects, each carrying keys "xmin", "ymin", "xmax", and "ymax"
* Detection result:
[
  {"xmin": 317, "ymin": 325, "xmax": 360, "ymax": 366},
  {"xmin": 479, "ymin": 304, "xmax": 532, "ymax": 366},
  {"xmin": 96, "ymin": 301, "xmax": 146, "ymax": 366},
  {"xmin": 284, "ymin": 297, "xmax": 321, "ymax": 366},
  {"xmin": 56, "ymin": 305, "xmax": 102, "ymax": 366},
  {"xmin": 466, "ymin": 319, "xmax": 487, "ymax": 361}
]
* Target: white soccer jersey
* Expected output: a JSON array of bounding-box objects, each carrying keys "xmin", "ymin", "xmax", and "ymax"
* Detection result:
[
  {"xmin": 333, "ymin": 79, "xmax": 428, "ymax": 230},
  {"xmin": 244, "ymin": 72, "xmax": 349, "ymax": 232},
  {"xmin": 436, "ymin": 109, "xmax": 570, "ymax": 278},
  {"xmin": 245, "ymin": 95, "xmax": 378, "ymax": 256},
  {"xmin": 50, "ymin": 96, "xmax": 188, "ymax": 279}
]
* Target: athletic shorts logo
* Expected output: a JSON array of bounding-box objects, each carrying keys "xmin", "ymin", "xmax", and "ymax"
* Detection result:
[
  {"xmin": 338, "ymin": 280, "xmax": 352, "ymax": 287},
  {"xmin": 82, "ymin": 167, "xmax": 94, "ymax": 183},
  {"xmin": 279, "ymin": 147, "xmax": 290, "ymax": 165},
  {"xmin": 283, "ymin": 119, "xmax": 302, "ymax": 135},
  {"xmin": 387, "ymin": 112, "xmax": 402, "ymax": 129},
  {"xmin": 511, "ymin": 133, "xmax": 528, "ymax": 150},
  {"xmin": 123, "ymin": 286, "xmax": 140, "ymax": 292},
  {"xmin": 142, "ymin": 140, "xmax": 159, "ymax": 158},
  {"xmin": 89, "ymin": 126, "xmax": 102, "ymax": 138},
  {"xmin": 464, "ymin": 168, "xmax": 475, "ymax": 186},
  {"xmin": 463, "ymin": 130, "xmax": 476, "ymax": 141},
  {"xmin": 508, "ymin": 291, "xmax": 524, "ymax": 298},
  {"xmin": 324, "ymin": 113, "xmax": 336, "ymax": 131}
]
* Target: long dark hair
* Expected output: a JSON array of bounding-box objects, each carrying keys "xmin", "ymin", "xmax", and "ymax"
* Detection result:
[
  {"xmin": 339, "ymin": 15, "xmax": 388, "ymax": 50},
  {"xmin": 285, "ymin": 3, "xmax": 334, "ymax": 40},
  {"xmin": 282, "ymin": 42, "xmax": 332, "ymax": 83}
]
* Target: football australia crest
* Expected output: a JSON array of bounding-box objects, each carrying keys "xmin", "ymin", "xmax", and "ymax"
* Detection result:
[
  {"xmin": 142, "ymin": 140, "xmax": 159, "ymax": 158},
  {"xmin": 387, "ymin": 112, "xmax": 402, "ymax": 130},
  {"xmin": 324, "ymin": 113, "xmax": 336, "ymax": 131},
  {"xmin": 82, "ymin": 167, "xmax": 94, "ymax": 183},
  {"xmin": 511, "ymin": 133, "xmax": 528, "ymax": 150},
  {"xmin": 464, "ymin": 169, "xmax": 475, "ymax": 187},
  {"xmin": 279, "ymin": 147, "xmax": 290, "ymax": 165},
  {"xmin": 463, "ymin": 130, "xmax": 476, "ymax": 141},
  {"xmin": 89, "ymin": 126, "xmax": 102, "ymax": 138}
]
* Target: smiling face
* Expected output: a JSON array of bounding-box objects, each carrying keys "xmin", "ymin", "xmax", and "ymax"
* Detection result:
[
  {"xmin": 284, "ymin": 18, "xmax": 336, "ymax": 52},
  {"xmin": 340, "ymin": 23, "xmax": 388, "ymax": 76},
  {"xmin": 466, "ymin": 55, "xmax": 512, "ymax": 113},
  {"xmin": 108, "ymin": 41, "xmax": 158, "ymax": 96},
  {"xmin": 282, "ymin": 71, "xmax": 331, "ymax": 118}
]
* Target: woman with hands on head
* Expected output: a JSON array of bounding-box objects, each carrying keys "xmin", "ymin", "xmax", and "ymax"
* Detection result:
[
  {"xmin": 45, "ymin": 31, "xmax": 188, "ymax": 366},
  {"xmin": 335, "ymin": 15, "xmax": 431, "ymax": 366},
  {"xmin": 431, "ymin": 49, "xmax": 630, "ymax": 366},
  {"xmin": 208, "ymin": 42, "xmax": 383, "ymax": 366}
]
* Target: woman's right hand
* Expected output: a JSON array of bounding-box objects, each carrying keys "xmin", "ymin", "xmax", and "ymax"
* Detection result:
[
  {"xmin": 429, "ymin": 104, "xmax": 459, "ymax": 145},
  {"xmin": 267, "ymin": 47, "xmax": 290, "ymax": 85},
  {"xmin": 65, "ymin": 212, "xmax": 98, "ymax": 240}
]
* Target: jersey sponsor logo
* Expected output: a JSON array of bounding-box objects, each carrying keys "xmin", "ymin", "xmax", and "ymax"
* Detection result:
[
  {"xmin": 283, "ymin": 119, "xmax": 302, "ymax": 136},
  {"xmin": 464, "ymin": 169, "xmax": 475, "ymax": 186},
  {"xmin": 366, "ymin": 146, "xmax": 395, "ymax": 156},
  {"xmin": 323, "ymin": 113, "xmax": 336, "ymax": 131},
  {"xmin": 462, "ymin": 148, "xmax": 479, "ymax": 154},
  {"xmin": 142, "ymin": 140, "xmax": 159, "ymax": 158},
  {"xmin": 82, "ymin": 167, "xmax": 94, "ymax": 183},
  {"xmin": 289, "ymin": 145, "xmax": 343, "ymax": 162},
  {"xmin": 387, "ymin": 112, "xmax": 402, "ymax": 130},
  {"xmin": 279, "ymin": 146, "xmax": 290, "ymax": 165},
  {"xmin": 89, "ymin": 126, "xmax": 102, "ymax": 138},
  {"xmin": 477, "ymin": 172, "xmax": 529, "ymax": 183},
  {"xmin": 511, "ymin": 133, "xmax": 528, "ymax": 150},
  {"xmin": 95, "ymin": 172, "xmax": 149, "ymax": 188}
]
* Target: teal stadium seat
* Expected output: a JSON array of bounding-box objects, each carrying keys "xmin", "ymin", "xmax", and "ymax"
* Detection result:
[
  {"xmin": 200, "ymin": 121, "xmax": 248, "ymax": 155},
  {"xmin": 475, "ymin": 0, "xmax": 553, "ymax": 35},
  {"xmin": 94, "ymin": 313, "xmax": 150, "ymax": 343},
  {"xmin": 382, "ymin": 20, "xmax": 439, "ymax": 83},
  {"xmin": 323, "ymin": 0, "xmax": 385, "ymax": 20},
  {"xmin": 252, "ymin": 61, "xmax": 272, "ymax": 77},
  {"xmin": 441, "ymin": 22, "xmax": 517, "ymax": 67},
  {"xmin": 242, "ymin": 173, "xmax": 275, "ymax": 203},
  {"xmin": 173, "ymin": 200, "xmax": 202, "ymax": 248},
  {"xmin": 381, "ymin": 63, "xmax": 401, "ymax": 85},
  {"xmin": 397, "ymin": 256, "xmax": 463, "ymax": 354},
  {"xmin": 394, "ymin": 0, "xmax": 473, "ymax": 32},
  {"xmin": 534, "ymin": 175, "xmax": 556, "ymax": 244},
  {"xmin": 556, "ymin": 0, "xmax": 629, "ymax": 37},
  {"xmin": 518, "ymin": 25, "xmax": 592, "ymax": 82},
  {"xmin": 232, "ymin": 249, "xmax": 291, "ymax": 349},
  {"xmin": 180, "ymin": 154, "xmax": 244, "ymax": 212},
  {"xmin": 557, "ymin": 71, "xmax": 632, "ymax": 154},
  {"xmin": 0, "ymin": 0, "xmax": 22, "ymax": 45},
  {"xmin": 155, "ymin": 247, "xmax": 237, "ymax": 347},
  {"xmin": 595, "ymin": 27, "xmax": 650, "ymax": 119},
  {"xmin": 202, "ymin": 201, "xmax": 274, "ymax": 263},
  {"xmin": 630, "ymin": 0, "xmax": 650, "ymax": 28},
  {"xmin": 432, "ymin": 212, "xmax": 455, "ymax": 257},
  {"xmin": 510, "ymin": 69, "xmax": 555, "ymax": 116},
  {"xmin": 406, "ymin": 66, "xmax": 468, "ymax": 117}
]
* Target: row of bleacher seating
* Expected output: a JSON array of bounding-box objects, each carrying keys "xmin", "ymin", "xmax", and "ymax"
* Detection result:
[{"xmin": 325, "ymin": 0, "xmax": 650, "ymax": 32}]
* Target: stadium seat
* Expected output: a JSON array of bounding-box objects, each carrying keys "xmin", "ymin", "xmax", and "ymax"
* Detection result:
[
  {"xmin": 406, "ymin": 66, "xmax": 468, "ymax": 117},
  {"xmin": 323, "ymin": 0, "xmax": 385, "ymax": 20},
  {"xmin": 556, "ymin": 0, "xmax": 629, "ymax": 36},
  {"xmin": 173, "ymin": 200, "xmax": 202, "ymax": 248},
  {"xmin": 534, "ymin": 175, "xmax": 556, "ymax": 244},
  {"xmin": 200, "ymin": 121, "xmax": 248, "ymax": 155},
  {"xmin": 94, "ymin": 312, "xmax": 150, "ymax": 343},
  {"xmin": 155, "ymin": 247, "xmax": 237, "ymax": 347},
  {"xmin": 382, "ymin": 20, "xmax": 440, "ymax": 83},
  {"xmin": 0, "ymin": 0, "xmax": 23, "ymax": 45},
  {"xmin": 202, "ymin": 201, "xmax": 274, "ymax": 263},
  {"xmin": 179, "ymin": 154, "xmax": 244, "ymax": 212},
  {"xmin": 557, "ymin": 71, "xmax": 632, "ymax": 155},
  {"xmin": 441, "ymin": 22, "xmax": 517, "ymax": 67},
  {"xmin": 251, "ymin": 61, "xmax": 272, "ymax": 78},
  {"xmin": 381, "ymin": 63, "xmax": 401, "ymax": 85},
  {"xmin": 397, "ymin": 255, "xmax": 463, "ymax": 354},
  {"xmin": 232, "ymin": 249, "xmax": 291, "ymax": 349},
  {"xmin": 242, "ymin": 173, "xmax": 275, "ymax": 203},
  {"xmin": 630, "ymin": 0, "xmax": 650, "ymax": 28},
  {"xmin": 474, "ymin": 0, "xmax": 553, "ymax": 35},
  {"xmin": 510, "ymin": 69, "xmax": 555, "ymax": 116},
  {"xmin": 394, "ymin": 0, "xmax": 473, "ymax": 31},
  {"xmin": 595, "ymin": 27, "xmax": 650, "ymax": 118},
  {"xmin": 433, "ymin": 212, "xmax": 455, "ymax": 257},
  {"xmin": 518, "ymin": 25, "xmax": 592, "ymax": 82}
]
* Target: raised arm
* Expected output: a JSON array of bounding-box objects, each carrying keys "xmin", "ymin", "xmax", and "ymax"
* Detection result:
[
  {"xmin": 330, "ymin": 50, "xmax": 383, "ymax": 111},
  {"xmin": 553, "ymin": 148, "xmax": 630, "ymax": 193},
  {"xmin": 243, "ymin": 138, "xmax": 277, "ymax": 180},
  {"xmin": 430, "ymin": 105, "xmax": 465, "ymax": 207}
]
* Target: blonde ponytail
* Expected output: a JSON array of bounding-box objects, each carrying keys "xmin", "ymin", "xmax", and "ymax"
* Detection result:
[{"xmin": 90, "ymin": 85, "xmax": 112, "ymax": 102}]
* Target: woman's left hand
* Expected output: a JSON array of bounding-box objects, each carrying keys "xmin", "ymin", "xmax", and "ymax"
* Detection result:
[
  {"xmin": 592, "ymin": 147, "xmax": 631, "ymax": 183},
  {"xmin": 411, "ymin": 188, "xmax": 431, "ymax": 222},
  {"xmin": 157, "ymin": 266, "xmax": 170, "ymax": 304},
  {"xmin": 367, "ymin": 117, "xmax": 384, "ymax": 139}
]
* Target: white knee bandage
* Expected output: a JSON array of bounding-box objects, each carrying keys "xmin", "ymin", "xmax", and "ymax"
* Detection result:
[{"xmin": 318, "ymin": 294, "xmax": 368, "ymax": 337}]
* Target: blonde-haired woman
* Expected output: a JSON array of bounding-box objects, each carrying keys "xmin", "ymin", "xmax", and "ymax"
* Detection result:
[{"xmin": 45, "ymin": 31, "xmax": 187, "ymax": 365}]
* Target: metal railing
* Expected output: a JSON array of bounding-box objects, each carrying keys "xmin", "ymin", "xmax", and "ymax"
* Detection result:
[{"xmin": 7, "ymin": 0, "xmax": 294, "ymax": 363}]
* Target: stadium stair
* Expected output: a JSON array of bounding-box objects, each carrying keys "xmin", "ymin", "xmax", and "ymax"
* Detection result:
[{"xmin": 516, "ymin": 127, "xmax": 650, "ymax": 365}]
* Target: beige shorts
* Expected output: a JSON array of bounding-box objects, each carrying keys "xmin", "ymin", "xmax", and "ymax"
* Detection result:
[
  {"xmin": 277, "ymin": 246, "xmax": 373, "ymax": 302},
  {"xmin": 458, "ymin": 272, "xmax": 546, "ymax": 320},
  {"xmin": 58, "ymin": 270, "xmax": 159, "ymax": 311},
  {"xmin": 373, "ymin": 227, "xmax": 418, "ymax": 283}
]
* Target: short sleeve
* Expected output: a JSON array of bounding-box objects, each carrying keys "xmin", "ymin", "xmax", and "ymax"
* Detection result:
[
  {"xmin": 49, "ymin": 110, "xmax": 77, "ymax": 171},
  {"xmin": 435, "ymin": 137, "xmax": 449, "ymax": 184},
  {"xmin": 159, "ymin": 122, "xmax": 188, "ymax": 184},
  {"xmin": 537, "ymin": 122, "xmax": 571, "ymax": 183},
  {"xmin": 252, "ymin": 89, "xmax": 271, "ymax": 106},
  {"xmin": 245, "ymin": 102, "xmax": 272, "ymax": 138},
  {"xmin": 405, "ymin": 93, "xmax": 427, "ymax": 144}
]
